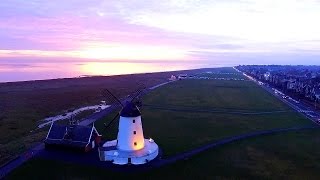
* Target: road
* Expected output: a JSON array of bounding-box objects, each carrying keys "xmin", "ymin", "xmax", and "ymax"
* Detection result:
[
  {"xmin": 0, "ymin": 80, "xmax": 176, "ymax": 179},
  {"xmin": 0, "ymin": 143, "xmax": 44, "ymax": 179},
  {"xmin": 237, "ymin": 67, "xmax": 320, "ymax": 125}
]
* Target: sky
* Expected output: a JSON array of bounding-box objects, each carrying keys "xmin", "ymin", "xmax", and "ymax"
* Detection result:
[{"xmin": 1, "ymin": 0, "xmax": 320, "ymax": 81}]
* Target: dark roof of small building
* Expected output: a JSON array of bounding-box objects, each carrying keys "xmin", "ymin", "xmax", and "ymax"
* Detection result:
[
  {"xmin": 120, "ymin": 102, "xmax": 141, "ymax": 117},
  {"xmin": 47, "ymin": 123, "xmax": 66, "ymax": 140},
  {"xmin": 45, "ymin": 123, "xmax": 95, "ymax": 147},
  {"xmin": 315, "ymin": 88, "xmax": 320, "ymax": 95}
]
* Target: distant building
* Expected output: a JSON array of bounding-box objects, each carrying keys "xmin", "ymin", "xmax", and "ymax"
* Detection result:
[
  {"xmin": 264, "ymin": 72, "xmax": 271, "ymax": 81},
  {"xmin": 100, "ymin": 101, "xmax": 106, "ymax": 105},
  {"xmin": 287, "ymin": 78, "xmax": 297, "ymax": 90},
  {"xmin": 44, "ymin": 123, "xmax": 102, "ymax": 152},
  {"xmin": 314, "ymin": 88, "xmax": 320, "ymax": 101},
  {"xmin": 169, "ymin": 75, "xmax": 177, "ymax": 81},
  {"xmin": 178, "ymin": 74, "xmax": 187, "ymax": 80}
]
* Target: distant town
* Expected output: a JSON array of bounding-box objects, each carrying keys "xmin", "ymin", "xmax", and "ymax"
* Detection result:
[{"xmin": 237, "ymin": 65, "xmax": 320, "ymax": 105}]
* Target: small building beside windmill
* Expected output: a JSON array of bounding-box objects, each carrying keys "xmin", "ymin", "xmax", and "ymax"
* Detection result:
[
  {"xmin": 44, "ymin": 123, "xmax": 102, "ymax": 152},
  {"xmin": 99, "ymin": 102, "xmax": 159, "ymax": 165}
]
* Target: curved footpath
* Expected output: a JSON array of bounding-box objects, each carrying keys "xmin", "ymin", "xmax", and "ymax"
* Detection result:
[
  {"xmin": 157, "ymin": 126, "xmax": 319, "ymax": 167},
  {"xmin": 23, "ymin": 125, "xmax": 320, "ymax": 174}
]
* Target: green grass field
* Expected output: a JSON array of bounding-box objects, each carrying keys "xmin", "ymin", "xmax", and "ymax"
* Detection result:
[
  {"xmin": 6, "ymin": 67, "xmax": 319, "ymax": 179},
  {"xmin": 8, "ymin": 130, "xmax": 320, "ymax": 180},
  {"xmin": 195, "ymin": 67, "xmax": 245, "ymax": 79},
  {"xmin": 0, "ymin": 69, "xmax": 200, "ymax": 166},
  {"xmin": 96, "ymin": 77, "xmax": 311, "ymax": 157},
  {"xmin": 144, "ymin": 79, "xmax": 285, "ymax": 111}
]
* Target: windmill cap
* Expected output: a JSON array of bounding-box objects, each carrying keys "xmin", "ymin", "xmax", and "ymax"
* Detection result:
[{"xmin": 120, "ymin": 102, "xmax": 141, "ymax": 117}]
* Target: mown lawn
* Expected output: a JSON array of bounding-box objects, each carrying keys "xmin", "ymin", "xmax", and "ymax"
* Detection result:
[
  {"xmin": 195, "ymin": 67, "xmax": 245, "ymax": 79},
  {"xmin": 143, "ymin": 79, "xmax": 289, "ymax": 111},
  {"xmin": 8, "ymin": 130, "xmax": 320, "ymax": 180},
  {"xmin": 6, "ymin": 67, "xmax": 316, "ymax": 179},
  {"xmin": 95, "ymin": 77, "xmax": 311, "ymax": 157},
  {"xmin": 0, "ymin": 69, "xmax": 200, "ymax": 166}
]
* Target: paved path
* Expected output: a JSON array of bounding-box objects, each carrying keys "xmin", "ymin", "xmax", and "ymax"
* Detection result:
[
  {"xmin": 0, "ymin": 80, "xmax": 175, "ymax": 179},
  {"xmin": 34, "ymin": 125, "xmax": 319, "ymax": 172},
  {"xmin": 149, "ymin": 81, "xmax": 173, "ymax": 90},
  {"xmin": 0, "ymin": 143, "xmax": 44, "ymax": 179},
  {"xmin": 236, "ymin": 67, "xmax": 320, "ymax": 125},
  {"xmin": 157, "ymin": 126, "xmax": 318, "ymax": 167}
]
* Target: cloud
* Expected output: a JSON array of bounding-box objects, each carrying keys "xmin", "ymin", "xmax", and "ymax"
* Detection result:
[
  {"xmin": 0, "ymin": 63, "xmax": 39, "ymax": 68},
  {"xmin": 118, "ymin": 0, "xmax": 320, "ymax": 42},
  {"xmin": 0, "ymin": 0, "xmax": 320, "ymax": 64}
]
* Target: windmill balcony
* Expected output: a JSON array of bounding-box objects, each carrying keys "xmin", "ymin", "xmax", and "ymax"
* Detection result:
[{"xmin": 98, "ymin": 139, "xmax": 159, "ymax": 165}]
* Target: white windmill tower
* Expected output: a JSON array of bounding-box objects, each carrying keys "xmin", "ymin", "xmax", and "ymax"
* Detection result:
[
  {"xmin": 117, "ymin": 102, "xmax": 145, "ymax": 151},
  {"xmin": 99, "ymin": 89, "xmax": 159, "ymax": 165}
]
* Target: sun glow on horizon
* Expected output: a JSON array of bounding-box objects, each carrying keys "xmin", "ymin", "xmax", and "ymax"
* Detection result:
[{"xmin": 79, "ymin": 61, "xmax": 196, "ymax": 76}]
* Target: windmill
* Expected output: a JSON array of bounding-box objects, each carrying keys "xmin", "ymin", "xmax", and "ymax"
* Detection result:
[
  {"xmin": 98, "ymin": 87, "xmax": 159, "ymax": 165},
  {"xmin": 101, "ymin": 86, "xmax": 145, "ymax": 129}
]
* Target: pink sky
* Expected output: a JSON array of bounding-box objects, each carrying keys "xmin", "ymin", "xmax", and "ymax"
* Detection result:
[{"xmin": 1, "ymin": 0, "xmax": 320, "ymax": 70}]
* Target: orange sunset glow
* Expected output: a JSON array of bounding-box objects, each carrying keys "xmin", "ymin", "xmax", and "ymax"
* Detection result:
[{"xmin": 80, "ymin": 62, "xmax": 195, "ymax": 76}]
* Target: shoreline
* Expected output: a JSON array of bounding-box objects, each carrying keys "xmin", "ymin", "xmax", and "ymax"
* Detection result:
[{"xmin": 0, "ymin": 67, "xmax": 210, "ymax": 84}]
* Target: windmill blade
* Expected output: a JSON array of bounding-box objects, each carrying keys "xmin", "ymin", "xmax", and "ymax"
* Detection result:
[
  {"xmin": 104, "ymin": 112, "xmax": 120, "ymax": 129},
  {"xmin": 102, "ymin": 89, "xmax": 117, "ymax": 102},
  {"xmin": 106, "ymin": 89, "xmax": 124, "ymax": 107},
  {"xmin": 137, "ymin": 88, "xmax": 148, "ymax": 98},
  {"xmin": 109, "ymin": 95, "xmax": 124, "ymax": 110},
  {"xmin": 126, "ymin": 84, "xmax": 146, "ymax": 102},
  {"xmin": 102, "ymin": 90, "xmax": 119, "ymax": 107},
  {"xmin": 126, "ymin": 89, "xmax": 140, "ymax": 102},
  {"xmin": 134, "ymin": 98, "xmax": 143, "ymax": 108},
  {"xmin": 129, "ymin": 89, "xmax": 142, "ymax": 101},
  {"xmin": 102, "ymin": 89, "xmax": 124, "ymax": 107},
  {"xmin": 129, "ymin": 87, "xmax": 146, "ymax": 103}
]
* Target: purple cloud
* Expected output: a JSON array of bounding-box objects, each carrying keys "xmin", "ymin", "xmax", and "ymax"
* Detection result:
[{"xmin": 0, "ymin": 0, "xmax": 320, "ymax": 65}]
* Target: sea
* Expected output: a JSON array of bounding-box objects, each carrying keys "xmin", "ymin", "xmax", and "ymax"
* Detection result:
[{"xmin": 0, "ymin": 60, "xmax": 229, "ymax": 83}]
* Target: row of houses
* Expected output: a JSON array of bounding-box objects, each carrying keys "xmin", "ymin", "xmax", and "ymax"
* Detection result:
[{"xmin": 237, "ymin": 65, "xmax": 320, "ymax": 102}]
